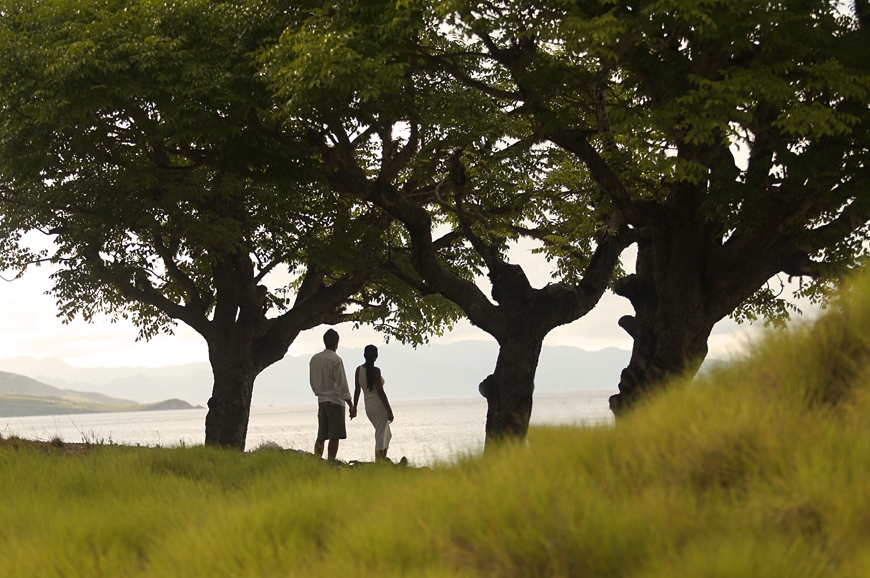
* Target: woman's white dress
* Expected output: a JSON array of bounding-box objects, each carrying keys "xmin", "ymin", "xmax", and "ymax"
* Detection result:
[{"xmin": 357, "ymin": 366, "xmax": 392, "ymax": 451}]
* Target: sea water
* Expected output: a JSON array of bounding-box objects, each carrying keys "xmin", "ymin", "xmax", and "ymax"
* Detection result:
[{"xmin": 1, "ymin": 390, "xmax": 615, "ymax": 467}]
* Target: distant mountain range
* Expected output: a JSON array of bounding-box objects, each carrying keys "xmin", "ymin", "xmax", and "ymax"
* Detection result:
[
  {"xmin": 0, "ymin": 341, "xmax": 631, "ymax": 408},
  {"xmin": 0, "ymin": 371, "xmax": 200, "ymax": 418}
]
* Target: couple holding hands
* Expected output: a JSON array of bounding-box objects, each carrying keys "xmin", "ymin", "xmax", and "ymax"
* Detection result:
[{"xmin": 309, "ymin": 328, "xmax": 395, "ymax": 462}]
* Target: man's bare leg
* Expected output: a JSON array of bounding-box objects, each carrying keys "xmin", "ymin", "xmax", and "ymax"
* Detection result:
[
  {"xmin": 327, "ymin": 439, "xmax": 340, "ymax": 461},
  {"xmin": 314, "ymin": 440, "xmax": 325, "ymax": 458}
]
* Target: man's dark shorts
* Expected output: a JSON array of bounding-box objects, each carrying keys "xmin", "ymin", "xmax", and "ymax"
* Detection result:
[{"xmin": 317, "ymin": 401, "xmax": 347, "ymax": 441}]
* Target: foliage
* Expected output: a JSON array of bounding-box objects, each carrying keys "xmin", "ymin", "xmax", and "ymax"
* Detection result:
[
  {"xmin": 431, "ymin": 0, "xmax": 870, "ymax": 323},
  {"xmin": 5, "ymin": 266, "xmax": 870, "ymax": 576},
  {"xmin": 261, "ymin": 0, "xmax": 610, "ymax": 287},
  {"xmin": 0, "ymin": 0, "xmax": 460, "ymax": 347},
  {"xmin": 0, "ymin": 0, "xmax": 309, "ymax": 334}
]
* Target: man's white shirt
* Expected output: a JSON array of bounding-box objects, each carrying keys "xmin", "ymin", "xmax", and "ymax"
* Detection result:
[{"xmin": 309, "ymin": 349, "xmax": 351, "ymax": 407}]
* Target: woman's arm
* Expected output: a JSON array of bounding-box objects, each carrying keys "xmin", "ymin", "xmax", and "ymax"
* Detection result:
[
  {"xmin": 352, "ymin": 366, "xmax": 361, "ymax": 413},
  {"xmin": 374, "ymin": 368, "xmax": 394, "ymax": 422}
]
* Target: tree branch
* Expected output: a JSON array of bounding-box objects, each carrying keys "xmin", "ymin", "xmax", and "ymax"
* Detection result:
[
  {"xmin": 151, "ymin": 235, "xmax": 211, "ymax": 317},
  {"xmin": 450, "ymin": 152, "xmax": 506, "ymax": 273},
  {"xmin": 84, "ymin": 247, "xmax": 212, "ymax": 337},
  {"xmin": 547, "ymin": 128, "xmax": 662, "ymax": 226},
  {"xmin": 414, "ymin": 51, "xmax": 521, "ymax": 102}
]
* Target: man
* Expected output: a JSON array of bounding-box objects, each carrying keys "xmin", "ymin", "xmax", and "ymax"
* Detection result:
[{"xmin": 309, "ymin": 328, "xmax": 356, "ymax": 461}]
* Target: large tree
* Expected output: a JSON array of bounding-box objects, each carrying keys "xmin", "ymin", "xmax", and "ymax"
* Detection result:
[
  {"xmin": 424, "ymin": 0, "xmax": 870, "ymax": 412},
  {"xmin": 0, "ymin": 0, "xmax": 454, "ymax": 450},
  {"xmin": 260, "ymin": 0, "xmax": 634, "ymax": 444}
]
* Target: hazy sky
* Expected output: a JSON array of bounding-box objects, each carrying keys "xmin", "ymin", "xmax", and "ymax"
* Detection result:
[{"xmin": 0, "ymin": 233, "xmax": 796, "ymax": 368}]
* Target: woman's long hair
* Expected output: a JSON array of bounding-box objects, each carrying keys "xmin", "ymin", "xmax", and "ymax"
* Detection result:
[{"xmin": 363, "ymin": 345, "xmax": 379, "ymax": 392}]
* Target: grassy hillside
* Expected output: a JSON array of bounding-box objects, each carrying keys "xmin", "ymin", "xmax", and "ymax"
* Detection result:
[
  {"xmin": 0, "ymin": 393, "xmax": 197, "ymax": 417},
  {"xmin": 0, "ymin": 371, "xmax": 138, "ymax": 405},
  {"xmin": 0, "ymin": 392, "xmax": 140, "ymax": 417},
  {"xmin": 0, "ymin": 372, "xmax": 200, "ymax": 416},
  {"xmin": 3, "ymin": 270, "xmax": 870, "ymax": 576}
]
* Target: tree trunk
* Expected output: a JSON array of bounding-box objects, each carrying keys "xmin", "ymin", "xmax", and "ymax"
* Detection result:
[
  {"xmin": 609, "ymin": 218, "xmax": 715, "ymax": 414},
  {"xmin": 479, "ymin": 333, "xmax": 544, "ymax": 449},
  {"xmin": 607, "ymin": 193, "xmax": 804, "ymax": 415},
  {"xmin": 609, "ymin": 306, "xmax": 713, "ymax": 414},
  {"xmin": 204, "ymin": 338, "xmax": 258, "ymax": 451}
]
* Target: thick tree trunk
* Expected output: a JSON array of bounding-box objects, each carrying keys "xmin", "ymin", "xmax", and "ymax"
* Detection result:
[
  {"xmin": 607, "ymin": 195, "xmax": 803, "ymax": 414},
  {"xmin": 204, "ymin": 339, "xmax": 258, "ymax": 450},
  {"xmin": 609, "ymin": 217, "xmax": 715, "ymax": 414},
  {"xmin": 609, "ymin": 307, "xmax": 713, "ymax": 414},
  {"xmin": 479, "ymin": 333, "xmax": 544, "ymax": 449}
]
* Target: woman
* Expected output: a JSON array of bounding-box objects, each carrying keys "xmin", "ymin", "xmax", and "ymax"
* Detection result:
[{"xmin": 353, "ymin": 344, "xmax": 394, "ymax": 462}]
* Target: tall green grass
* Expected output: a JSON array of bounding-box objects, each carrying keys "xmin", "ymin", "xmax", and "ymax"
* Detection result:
[{"xmin": 5, "ymin": 271, "xmax": 870, "ymax": 577}]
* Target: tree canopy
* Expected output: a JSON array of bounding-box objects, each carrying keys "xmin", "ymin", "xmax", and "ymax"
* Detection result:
[
  {"xmin": 419, "ymin": 0, "xmax": 870, "ymax": 410},
  {"xmin": 2, "ymin": 0, "xmax": 868, "ymax": 450},
  {"xmin": 0, "ymin": 0, "xmax": 459, "ymax": 449},
  {"xmin": 255, "ymin": 0, "xmax": 635, "ymax": 444}
]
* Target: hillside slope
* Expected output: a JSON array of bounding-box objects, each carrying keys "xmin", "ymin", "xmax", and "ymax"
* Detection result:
[
  {"xmin": 0, "ymin": 393, "xmax": 200, "ymax": 417},
  {"xmin": 0, "ymin": 372, "xmax": 200, "ymax": 417},
  {"xmin": 0, "ymin": 371, "xmax": 137, "ymax": 405},
  {"xmin": 2, "ymin": 270, "xmax": 870, "ymax": 576}
]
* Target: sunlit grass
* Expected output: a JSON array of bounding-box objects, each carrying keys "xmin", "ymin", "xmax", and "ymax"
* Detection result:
[{"xmin": 5, "ymin": 270, "xmax": 870, "ymax": 576}]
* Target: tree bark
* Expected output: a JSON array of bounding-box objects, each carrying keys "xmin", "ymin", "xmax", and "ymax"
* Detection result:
[
  {"xmin": 609, "ymin": 220, "xmax": 715, "ymax": 413},
  {"xmin": 607, "ymin": 206, "xmax": 810, "ymax": 414},
  {"xmin": 609, "ymin": 277, "xmax": 713, "ymax": 413},
  {"xmin": 204, "ymin": 337, "xmax": 258, "ymax": 450},
  {"xmin": 479, "ymin": 332, "xmax": 544, "ymax": 448}
]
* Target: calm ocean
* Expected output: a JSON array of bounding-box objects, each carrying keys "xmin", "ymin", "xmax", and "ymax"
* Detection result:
[{"xmin": 2, "ymin": 390, "xmax": 615, "ymax": 467}]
